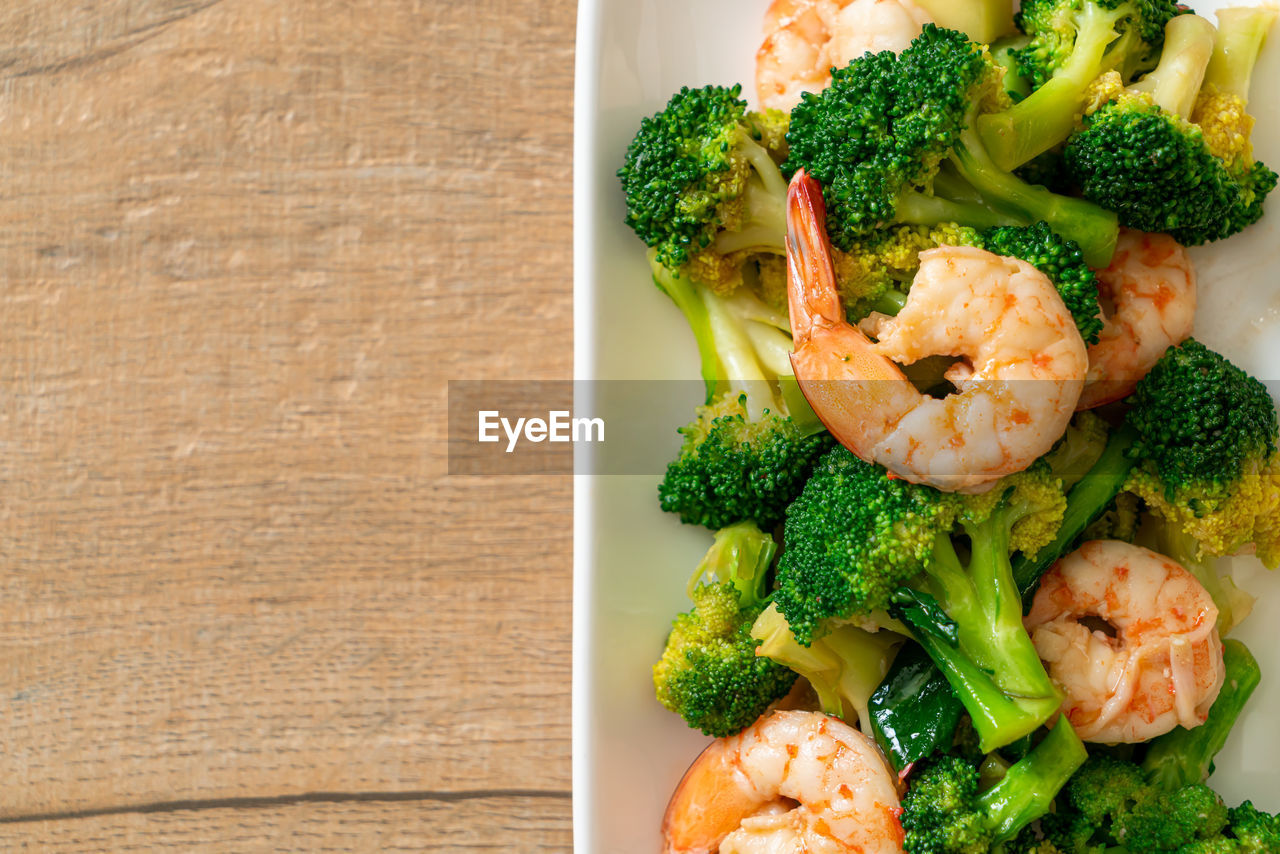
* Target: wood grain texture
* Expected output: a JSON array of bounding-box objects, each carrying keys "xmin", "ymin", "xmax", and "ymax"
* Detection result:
[
  {"xmin": 0, "ymin": 796, "xmax": 572, "ymax": 851},
  {"xmin": 0, "ymin": 0, "xmax": 575, "ymax": 838}
]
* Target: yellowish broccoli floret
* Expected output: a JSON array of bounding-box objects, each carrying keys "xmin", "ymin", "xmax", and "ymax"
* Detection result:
[
  {"xmin": 1125, "ymin": 454, "xmax": 1280, "ymax": 569},
  {"xmin": 961, "ymin": 466, "xmax": 1067, "ymax": 561},
  {"xmin": 684, "ymin": 246, "xmax": 757, "ymax": 295},
  {"xmin": 750, "ymin": 254, "xmax": 788, "ymax": 312},
  {"xmin": 1081, "ymin": 70, "xmax": 1126, "ymax": 118},
  {"xmin": 745, "ymin": 108, "xmax": 790, "ymax": 161},
  {"xmin": 1191, "ymin": 88, "xmax": 1253, "ymax": 167}
]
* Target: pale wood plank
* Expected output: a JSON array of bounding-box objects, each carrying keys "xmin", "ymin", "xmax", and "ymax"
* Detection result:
[
  {"xmin": 0, "ymin": 0, "xmax": 574, "ymax": 820},
  {"xmin": 0, "ymin": 796, "xmax": 573, "ymax": 851}
]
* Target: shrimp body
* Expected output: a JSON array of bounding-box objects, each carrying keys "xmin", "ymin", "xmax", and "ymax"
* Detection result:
[
  {"xmin": 786, "ymin": 170, "xmax": 1088, "ymax": 493},
  {"xmin": 756, "ymin": 0, "xmax": 932, "ymax": 111},
  {"xmin": 1025, "ymin": 540, "xmax": 1225, "ymax": 744},
  {"xmin": 662, "ymin": 710, "xmax": 905, "ymax": 854},
  {"xmin": 1076, "ymin": 228, "xmax": 1197, "ymax": 410}
]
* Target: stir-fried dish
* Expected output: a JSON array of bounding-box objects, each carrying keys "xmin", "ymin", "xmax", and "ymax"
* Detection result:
[{"xmin": 617, "ymin": 1, "xmax": 1280, "ymax": 851}]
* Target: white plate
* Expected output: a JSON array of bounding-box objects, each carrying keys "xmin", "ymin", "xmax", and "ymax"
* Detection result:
[{"xmin": 573, "ymin": 3, "xmax": 1280, "ymax": 851}]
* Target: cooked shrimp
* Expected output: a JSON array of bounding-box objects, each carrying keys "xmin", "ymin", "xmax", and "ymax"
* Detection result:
[
  {"xmin": 1076, "ymin": 228, "xmax": 1197, "ymax": 410},
  {"xmin": 756, "ymin": 0, "xmax": 933, "ymax": 111},
  {"xmin": 1025, "ymin": 540, "xmax": 1225, "ymax": 744},
  {"xmin": 785, "ymin": 170, "xmax": 1088, "ymax": 493},
  {"xmin": 662, "ymin": 709, "xmax": 905, "ymax": 854}
]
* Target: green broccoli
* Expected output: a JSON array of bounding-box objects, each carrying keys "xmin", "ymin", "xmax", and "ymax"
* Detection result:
[
  {"xmin": 1063, "ymin": 13, "xmax": 1278, "ymax": 244},
  {"xmin": 982, "ymin": 222, "xmax": 1104, "ymax": 344},
  {"xmin": 1123, "ymin": 340, "xmax": 1280, "ymax": 570},
  {"xmin": 659, "ymin": 387, "xmax": 833, "ymax": 531},
  {"xmin": 653, "ymin": 521, "xmax": 798, "ymax": 736},
  {"xmin": 1040, "ymin": 751, "xmax": 1280, "ymax": 852},
  {"xmin": 783, "ymin": 25, "xmax": 1119, "ymax": 267},
  {"xmin": 975, "ymin": 0, "xmax": 1182, "ymax": 169},
  {"xmin": 1015, "ymin": 340, "xmax": 1280, "ymax": 601},
  {"xmin": 618, "ymin": 84, "xmax": 788, "ymax": 289},
  {"xmin": 775, "ymin": 446, "xmax": 1066, "ymax": 750},
  {"xmin": 1221, "ymin": 801, "xmax": 1280, "ymax": 852},
  {"xmin": 900, "ymin": 720, "xmax": 1088, "ymax": 852}
]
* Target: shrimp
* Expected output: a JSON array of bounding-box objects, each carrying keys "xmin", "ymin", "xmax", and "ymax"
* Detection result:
[
  {"xmin": 1025, "ymin": 540, "xmax": 1225, "ymax": 744},
  {"xmin": 1076, "ymin": 228, "xmax": 1197, "ymax": 410},
  {"xmin": 785, "ymin": 170, "xmax": 1088, "ymax": 493},
  {"xmin": 662, "ymin": 710, "xmax": 905, "ymax": 854},
  {"xmin": 756, "ymin": 0, "xmax": 933, "ymax": 111}
]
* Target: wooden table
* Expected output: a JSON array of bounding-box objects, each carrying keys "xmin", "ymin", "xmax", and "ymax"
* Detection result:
[{"xmin": 0, "ymin": 0, "xmax": 573, "ymax": 848}]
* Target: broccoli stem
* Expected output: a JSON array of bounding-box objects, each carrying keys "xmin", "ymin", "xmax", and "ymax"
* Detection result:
[
  {"xmin": 714, "ymin": 133, "xmax": 789, "ymax": 255},
  {"xmin": 979, "ymin": 718, "xmax": 1088, "ymax": 842},
  {"xmin": 977, "ymin": 2, "xmax": 1131, "ymax": 170},
  {"xmin": 895, "ymin": 187, "xmax": 1018, "ymax": 232},
  {"xmin": 1013, "ymin": 424, "xmax": 1138, "ymax": 598},
  {"xmin": 991, "ymin": 33, "xmax": 1033, "ymax": 101},
  {"xmin": 649, "ymin": 253, "xmax": 794, "ymax": 418},
  {"xmin": 950, "ymin": 125, "xmax": 1119, "ymax": 266},
  {"xmin": 1140, "ymin": 639, "xmax": 1261, "ymax": 791},
  {"xmin": 1204, "ymin": 5, "xmax": 1279, "ymax": 101},
  {"xmin": 649, "ymin": 254, "xmax": 720, "ymax": 400},
  {"xmin": 910, "ymin": 0, "xmax": 1014, "ymax": 44},
  {"xmin": 752, "ymin": 603, "xmax": 903, "ymax": 727},
  {"xmin": 907, "ymin": 524, "xmax": 1063, "ymax": 752},
  {"xmin": 1129, "ymin": 14, "xmax": 1214, "ymax": 119}
]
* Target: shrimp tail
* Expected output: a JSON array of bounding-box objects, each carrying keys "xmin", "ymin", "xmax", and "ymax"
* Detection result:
[{"xmin": 785, "ymin": 169, "xmax": 844, "ymax": 345}]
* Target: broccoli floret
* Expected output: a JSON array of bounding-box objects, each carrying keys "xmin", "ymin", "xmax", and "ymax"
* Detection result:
[
  {"xmin": 653, "ymin": 522, "xmax": 798, "ymax": 736},
  {"xmin": 659, "ymin": 389, "xmax": 834, "ymax": 531},
  {"xmin": 1142, "ymin": 640, "xmax": 1262, "ymax": 791},
  {"xmin": 1064, "ymin": 14, "xmax": 1278, "ymax": 245},
  {"xmin": 1117, "ymin": 784, "xmax": 1230, "ymax": 850},
  {"xmin": 784, "ymin": 25, "xmax": 1119, "ymax": 267},
  {"xmin": 618, "ymin": 85, "xmax": 788, "ymax": 285},
  {"xmin": 1226, "ymin": 801, "xmax": 1280, "ymax": 852},
  {"xmin": 1043, "ymin": 750, "xmax": 1280, "ymax": 852},
  {"xmin": 982, "ymin": 221, "xmax": 1104, "ymax": 344},
  {"xmin": 975, "ymin": 0, "xmax": 1182, "ymax": 169},
  {"xmin": 776, "ymin": 446, "xmax": 1066, "ymax": 750},
  {"xmin": 1067, "ymin": 755, "xmax": 1149, "ymax": 829},
  {"xmin": 1014, "ymin": 0, "xmax": 1178, "ymax": 89},
  {"xmin": 649, "ymin": 256, "xmax": 833, "ymax": 531},
  {"xmin": 751, "ymin": 602, "xmax": 903, "ymax": 727},
  {"xmin": 1123, "ymin": 340, "xmax": 1280, "ymax": 569},
  {"xmin": 900, "ymin": 720, "xmax": 1088, "ymax": 852}
]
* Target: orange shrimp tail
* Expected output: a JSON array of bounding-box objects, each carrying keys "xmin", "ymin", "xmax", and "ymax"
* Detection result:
[{"xmin": 786, "ymin": 169, "xmax": 844, "ymax": 346}]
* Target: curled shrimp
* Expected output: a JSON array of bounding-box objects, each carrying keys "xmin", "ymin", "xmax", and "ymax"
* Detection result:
[
  {"xmin": 1076, "ymin": 228, "xmax": 1197, "ymax": 410},
  {"xmin": 785, "ymin": 170, "xmax": 1088, "ymax": 493},
  {"xmin": 662, "ymin": 709, "xmax": 905, "ymax": 854},
  {"xmin": 756, "ymin": 0, "xmax": 933, "ymax": 111},
  {"xmin": 1025, "ymin": 540, "xmax": 1225, "ymax": 744}
]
